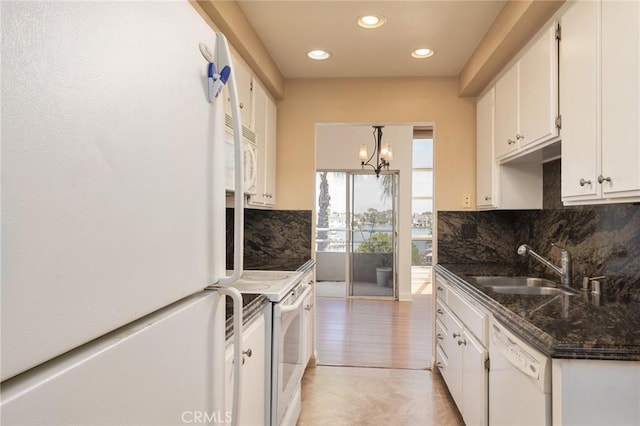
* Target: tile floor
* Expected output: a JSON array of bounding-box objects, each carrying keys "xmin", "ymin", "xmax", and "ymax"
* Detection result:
[{"xmin": 297, "ymin": 366, "xmax": 463, "ymax": 426}]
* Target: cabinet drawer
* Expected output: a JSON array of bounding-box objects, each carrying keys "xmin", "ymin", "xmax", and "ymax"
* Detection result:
[
  {"xmin": 447, "ymin": 289, "xmax": 488, "ymax": 345},
  {"xmin": 436, "ymin": 345, "xmax": 448, "ymax": 372},
  {"xmin": 436, "ymin": 317, "xmax": 448, "ymax": 350},
  {"xmin": 436, "ymin": 298, "xmax": 448, "ymax": 324},
  {"xmin": 435, "ymin": 275, "xmax": 448, "ymax": 300}
]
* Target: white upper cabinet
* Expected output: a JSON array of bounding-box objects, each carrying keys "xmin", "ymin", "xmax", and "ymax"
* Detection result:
[
  {"xmin": 519, "ymin": 25, "xmax": 559, "ymax": 149},
  {"xmin": 476, "ymin": 87, "xmax": 543, "ymax": 211},
  {"xmin": 476, "ymin": 88, "xmax": 498, "ymax": 209},
  {"xmin": 494, "ymin": 66, "xmax": 519, "ymax": 159},
  {"xmin": 561, "ymin": 0, "xmax": 640, "ymax": 205},
  {"xmin": 264, "ymin": 95, "xmax": 277, "ymax": 205},
  {"xmin": 600, "ymin": 0, "xmax": 640, "ymax": 199},
  {"xmin": 560, "ymin": 0, "xmax": 599, "ymax": 200},
  {"xmin": 494, "ymin": 24, "xmax": 560, "ymax": 161},
  {"xmin": 248, "ymin": 81, "xmax": 277, "ymax": 208},
  {"xmin": 225, "ymin": 54, "xmax": 254, "ymax": 130}
]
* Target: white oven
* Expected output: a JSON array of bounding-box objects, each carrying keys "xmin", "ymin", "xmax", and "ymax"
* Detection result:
[
  {"xmin": 271, "ymin": 281, "xmax": 312, "ymax": 426},
  {"xmin": 225, "ymin": 122, "xmax": 257, "ymax": 195},
  {"xmin": 227, "ymin": 266, "xmax": 314, "ymax": 426}
]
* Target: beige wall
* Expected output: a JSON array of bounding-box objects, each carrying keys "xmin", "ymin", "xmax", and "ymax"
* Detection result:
[{"xmin": 276, "ymin": 77, "xmax": 476, "ymax": 212}]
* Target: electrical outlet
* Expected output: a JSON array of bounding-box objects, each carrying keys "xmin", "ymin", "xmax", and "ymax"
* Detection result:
[{"xmin": 462, "ymin": 193, "xmax": 471, "ymax": 208}]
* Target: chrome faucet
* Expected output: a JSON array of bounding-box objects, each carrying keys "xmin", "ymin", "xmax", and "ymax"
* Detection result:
[{"xmin": 517, "ymin": 244, "xmax": 572, "ymax": 285}]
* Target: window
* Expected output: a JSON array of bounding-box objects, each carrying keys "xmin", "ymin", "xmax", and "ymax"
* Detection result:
[
  {"xmin": 316, "ymin": 171, "xmax": 347, "ymax": 252},
  {"xmin": 412, "ymin": 129, "xmax": 433, "ymax": 266}
]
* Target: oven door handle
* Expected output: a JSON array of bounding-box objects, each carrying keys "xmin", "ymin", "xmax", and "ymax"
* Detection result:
[{"xmin": 275, "ymin": 284, "xmax": 312, "ymax": 317}]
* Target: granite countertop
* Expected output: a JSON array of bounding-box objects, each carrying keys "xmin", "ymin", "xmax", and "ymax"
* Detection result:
[
  {"xmin": 436, "ymin": 263, "xmax": 640, "ymax": 361},
  {"xmin": 243, "ymin": 257, "xmax": 313, "ymax": 272},
  {"xmin": 225, "ymin": 293, "xmax": 269, "ymax": 341}
]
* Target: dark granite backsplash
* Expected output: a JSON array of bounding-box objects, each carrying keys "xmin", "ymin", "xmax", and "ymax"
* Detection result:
[
  {"xmin": 438, "ymin": 159, "xmax": 640, "ymax": 301},
  {"xmin": 226, "ymin": 208, "xmax": 312, "ymax": 269}
]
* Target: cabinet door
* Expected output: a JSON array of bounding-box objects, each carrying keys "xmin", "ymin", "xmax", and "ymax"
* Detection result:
[
  {"xmin": 494, "ymin": 65, "xmax": 519, "ymax": 159},
  {"xmin": 601, "ymin": 0, "xmax": 640, "ymax": 198},
  {"xmin": 461, "ymin": 330, "xmax": 488, "ymax": 426},
  {"xmin": 560, "ymin": 0, "xmax": 600, "ymax": 201},
  {"xmin": 442, "ymin": 308, "xmax": 464, "ymax": 408},
  {"xmin": 264, "ymin": 96, "xmax": 277, "ymax": 206},
  {"xmin": 224, "ymin": 315, "xmax": 266, "ymax": 426},
  {"xmin": 476, "ymin": 88, "xmax": 498, "ymax": 209},
  {"xmin": 250, "ymin": 82, "xmax": 268, "ymax": 206},
  {"xmin": 519, "ymin": 24, "xmax": 559, "ymax": 149},
  {"xmin": 225, "ymin": 56, "xmax": 253, "ymax": 129},
  {"xmin": 241, "ymin": 315, "xmax": 266, "ymax": 426}
]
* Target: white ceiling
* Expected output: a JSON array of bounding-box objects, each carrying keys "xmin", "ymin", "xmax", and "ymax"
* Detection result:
[{"xmin": 237, "ymin": 0, "xmax": 506, "ymax": 79}]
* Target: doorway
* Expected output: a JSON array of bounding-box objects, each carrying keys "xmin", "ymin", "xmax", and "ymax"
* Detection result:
[{"xmin": 315, "ymin": 170, "xmax": 398, "ymax": 298}]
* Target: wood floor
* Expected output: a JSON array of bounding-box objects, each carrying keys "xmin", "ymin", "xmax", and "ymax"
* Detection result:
[
  {"xmin": 314, "ymin": 295, "xmax": 432, "ymax": 369},
  {"xmin": 298, "ymin": 267, "xmax": 464, "ymax": 425}
]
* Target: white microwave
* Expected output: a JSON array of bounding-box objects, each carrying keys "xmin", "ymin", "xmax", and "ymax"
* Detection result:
[{"xmin": 225, "ymin": 115, "xmax": 257, "ymax": 195}]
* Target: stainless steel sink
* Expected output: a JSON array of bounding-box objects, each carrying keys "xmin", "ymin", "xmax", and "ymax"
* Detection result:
[
  {"xmin": 470, "ymin": 276, "xmax": 557, "ymax": 288},
  {"xmin": 468, "ymin": 276, "xmax": 579, "ymax": 296},
  {"xmin": 491, "ymin": 286, "xmax": 577, "ymax": 296}
]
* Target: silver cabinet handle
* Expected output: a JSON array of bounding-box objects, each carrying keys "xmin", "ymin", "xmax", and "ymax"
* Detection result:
[
  {"xmin": 436, "ymin": 362, "xmax": 445, "ymax": 369},
  {"xmin": 458, "ymin": 339, "xmax": 467, "ymax": 346},
  {"xmin": 516, "ymin": 133, "xmax": 524, "ymax": 140},
  {"xmin": 242, "ymin": 348, "xmax": 252, "ymax": 357},
  {"xmin": 437, "ymin": 286, "xmax": 444, "ymax": 292},
  {"xmin": 436, "ymin": 333, "xmax": 444, "ymax": 340},
  {"xmin": 507, "ymin": 139, "xmax": 516, "ymax": 145},
  {"xmin": 239, "ymin": 102, "xmax": 244, "ymax": 109},
  {"xmin": 452, "ymin": 332, "xmax": 460, "ymax": 338},
  {"xmin": 598, "ymin": 175, "xmax": 612, "ymax": 184},
  {"xmin": 484, "ymin": 196, "xmax": 491, "ymax": 201},
  {"xmin": 579, "ymin": 178, "xmax": 592, "ymax": 187},
  {"xmin": 436, "ymin": 308, "xmax": 444, "ymax": 315}
]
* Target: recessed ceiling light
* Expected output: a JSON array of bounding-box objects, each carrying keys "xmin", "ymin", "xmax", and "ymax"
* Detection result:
[
  {"xmin": 307, "ymin": 50, "xmax": 331, "ymax": 60},
  {"xmin": 357, "ymin": 15, "xmax": 386, "ymax": 29},
  {"xmin": 411, "ymin": 48, "xmax": 435, "ymax": 59}
]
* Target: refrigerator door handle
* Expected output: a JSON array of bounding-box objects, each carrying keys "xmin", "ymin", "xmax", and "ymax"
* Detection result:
[
  {"xmin": 211, "ymin": 285, "xmax": 243, "ymax": 426},
  {"xmin": 216, "ymin": 32, "xmax": 244, "ymax": 286}
]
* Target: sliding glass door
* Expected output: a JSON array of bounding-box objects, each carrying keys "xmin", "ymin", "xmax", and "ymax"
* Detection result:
[
  {"xmin": 348, "ymin": 172, "xmax": 398, "ymax": 298},
  {"xmin": 315, "ymin": 170, "xmax": 398, "ymax": 298}
]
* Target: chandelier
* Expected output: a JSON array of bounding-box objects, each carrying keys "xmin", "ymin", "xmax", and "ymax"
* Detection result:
[{"xmin": 358, "ymin": 125, "xmax": 393, "ymax": 178}]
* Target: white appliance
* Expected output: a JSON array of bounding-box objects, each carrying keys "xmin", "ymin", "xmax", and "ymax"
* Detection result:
[
  {"xmin": 225, "ymin": 121, "xmax": 258, "ymax": 195},
  {"xmin": 230, "ymin": 266, "xmax": 313, "ymax": 426},
  {"xmin": 1, "ymin": 2, "xmax": 247, "ymax": 425},
  {"xmin": 489, "ymin": 318, "xmax": 552, "ymax": 426}
]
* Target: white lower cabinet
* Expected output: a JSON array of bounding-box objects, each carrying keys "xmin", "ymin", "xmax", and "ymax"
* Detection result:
[
  {"xmin": 435, "ymin": 274, "xmax": 489, "ymax": 425},
  {"xmin": 461, "ymin": 329, "xmax": 489, "ymax": 426},
  {"xmin": 552, "ymin": 359, "xmax": 640, "ymax": 425},
  {"xmin": 225, "ymin": 312, "xmax": 266, "ymax": 426}
]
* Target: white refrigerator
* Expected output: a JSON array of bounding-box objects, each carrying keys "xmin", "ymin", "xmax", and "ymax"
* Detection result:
[{"xmin": 1, "ymin": 1, "xmax": 245, "ymax": 424}]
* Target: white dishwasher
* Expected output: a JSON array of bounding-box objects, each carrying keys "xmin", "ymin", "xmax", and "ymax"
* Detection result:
[{"xmin": 489, "ymin": 317, "xmax": 551, "ymax": 426}]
